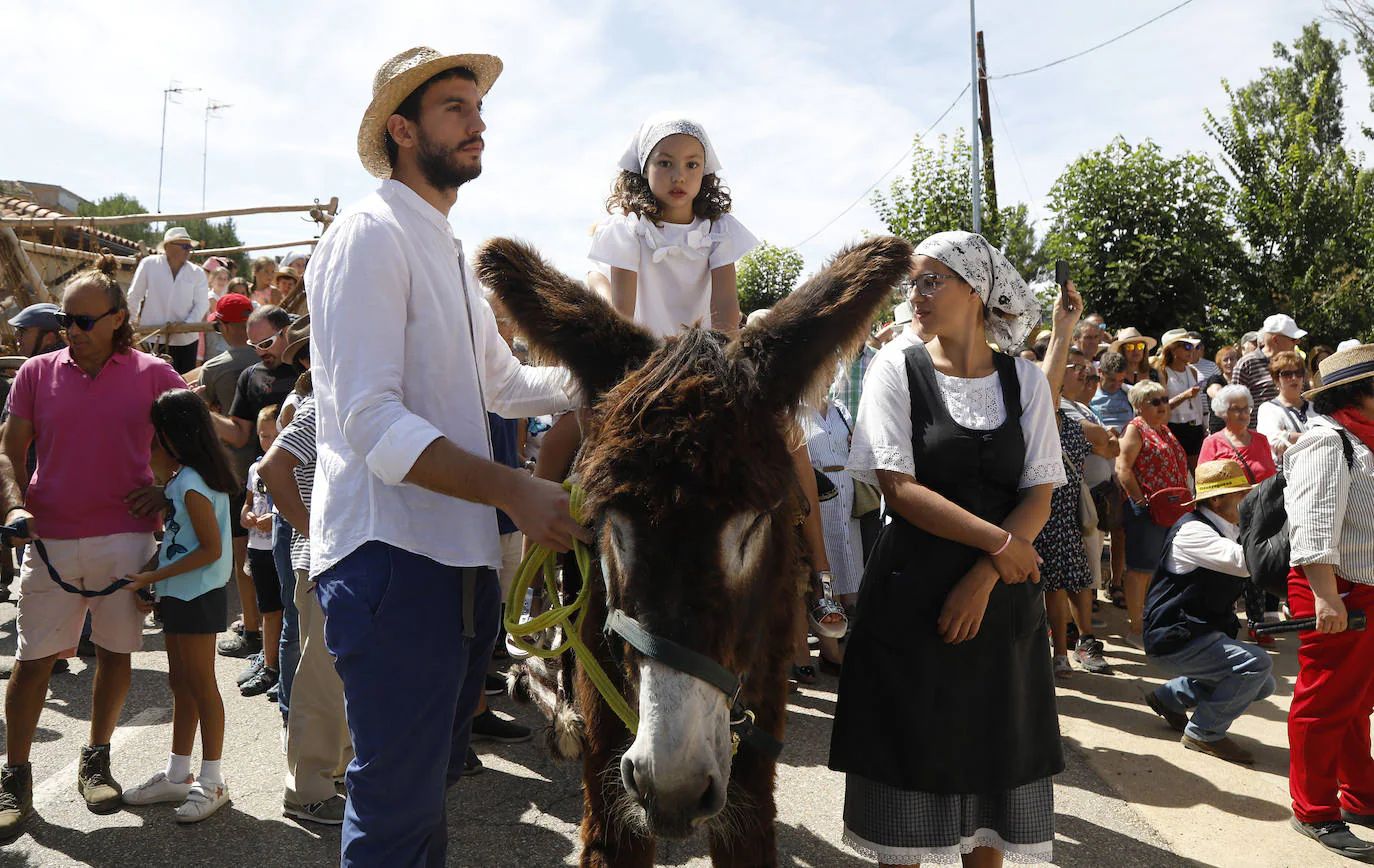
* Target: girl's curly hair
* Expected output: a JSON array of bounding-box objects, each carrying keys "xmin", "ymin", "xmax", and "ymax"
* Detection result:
[{"xmin": 605, "ymin": 170, "xmax": 732, "ymax": 225}]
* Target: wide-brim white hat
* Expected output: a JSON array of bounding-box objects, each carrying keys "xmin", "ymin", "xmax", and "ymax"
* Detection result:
[
  {"xmin": 158, "ymin": 226, "xmax": 201, "ymax": 251},
  {"xmin": 357, "ymin": 47, "xmax": 502, "ymax": 179}
]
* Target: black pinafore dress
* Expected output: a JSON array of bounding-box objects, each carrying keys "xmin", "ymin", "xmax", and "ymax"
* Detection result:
[{"xmin": 829, "ymin": 342, "xmax": 1063, "ymax": 862}]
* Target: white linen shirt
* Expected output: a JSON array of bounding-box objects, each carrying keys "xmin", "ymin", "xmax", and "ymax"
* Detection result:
[
  {"xmin": 126, "ymin": 255, "xmax": 209, "ymax": 347},
  {"xmin": 306, "ymin": 180, "xmax": 577, "ymax": 576},
  {"xmin": 1163, "ymin": 507, "xmax": 1248, "ymax": 576}
]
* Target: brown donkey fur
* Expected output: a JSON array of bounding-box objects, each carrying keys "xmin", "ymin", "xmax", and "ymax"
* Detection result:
[{"xmin": 476, "ymin": 235, "xmax": 913, "ymax": 868}]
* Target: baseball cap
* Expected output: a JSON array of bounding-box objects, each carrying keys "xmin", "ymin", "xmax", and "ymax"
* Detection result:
[
  {"xmin": 9, "ymin": 302, "xmax": 63, "ymax": 330},
  {"xmin": 1260, "ymin": 314, "xmax": 1307, "ymax": 340},
  {"xmin": 208, "ymin": 294, "xmax": 254, "ymax": 324}
]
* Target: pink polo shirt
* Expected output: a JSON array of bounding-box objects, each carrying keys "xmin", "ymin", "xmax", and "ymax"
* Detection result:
[{"xmin": 8, "ymin": 348, "xmax": 186, "ymax": 540}]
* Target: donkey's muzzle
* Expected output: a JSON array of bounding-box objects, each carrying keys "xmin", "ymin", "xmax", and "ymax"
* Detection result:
[{"xmin": 621, "ymin": 753, "xmax": 727, "ymax": 839}]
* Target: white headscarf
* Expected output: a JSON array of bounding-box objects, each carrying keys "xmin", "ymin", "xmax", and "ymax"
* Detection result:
[
  {"xmin": 617, "ymin": 113, "xmax": 722, "ymax": 176},
  {"xmin": 914, "ymin": 231, "xmax": 1039, "ymax": 352}
]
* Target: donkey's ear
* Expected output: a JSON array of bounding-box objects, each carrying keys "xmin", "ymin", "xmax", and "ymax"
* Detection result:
[
  {"xmin": 727, "ymin": 236, "xmax": 914, "ymax": 413},
  {"xmin": 475, "ymin": 238, "xmax": 660, "ymax": 401}
]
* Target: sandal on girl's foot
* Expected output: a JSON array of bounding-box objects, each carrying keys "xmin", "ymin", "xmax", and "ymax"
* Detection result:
[
  {"xmin": 1108, "ymin": 585, "xmax": 1127, "ymax": 609},
  {"xmin": 790, "ymin": 664, "xmax": 817, "ymax": 685},
  {"xmin": 807, "ymin": 571, "xmax": 848, "ymax": 639}
]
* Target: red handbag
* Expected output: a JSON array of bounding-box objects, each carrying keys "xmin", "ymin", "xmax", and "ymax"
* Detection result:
[{"xmin": 1148, "ymin": 487, "xmax": 1194, "ymax": 527}]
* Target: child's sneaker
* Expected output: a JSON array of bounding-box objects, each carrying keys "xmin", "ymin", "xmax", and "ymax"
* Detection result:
[
  {"xmin": 174, "ymin": 779, "xmax": 230, "ymax": 823},
  {"xmin": 122, "ymin": 771, "xmax": 193, "ymax": 806}
]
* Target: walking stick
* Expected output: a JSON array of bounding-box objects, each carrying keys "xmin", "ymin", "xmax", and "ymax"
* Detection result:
[{"xmin": 1253, "ymin": 611, "xmax": 1367, "ymax": 635}]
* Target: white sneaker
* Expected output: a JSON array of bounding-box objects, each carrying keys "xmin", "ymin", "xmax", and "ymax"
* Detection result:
[
  {"xmin": 122, "ymin": 771, "xmax": 193, "ymax": 805},
  {"xmin": 1053, "ymin": 655, "xmax": 1073, "ymax": 679},
  {"xmin": 174, "ymin": 779, "xmax": 230, "ymax": 823}
]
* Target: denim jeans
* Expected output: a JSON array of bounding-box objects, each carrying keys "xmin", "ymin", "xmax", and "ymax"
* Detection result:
[
  {"xmin": 273, "ymin": 514, "xmax": 299, "ymax": 723},
  {"xmin": 1149, "ymin": 631, "xmax": 1276, "ymax": 742}
]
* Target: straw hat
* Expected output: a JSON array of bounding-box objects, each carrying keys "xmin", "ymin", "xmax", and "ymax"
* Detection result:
[
  {"xmin": 274, "ymin": 265, "xmax": 299, "ymax": 282},
  {"xmin": 357, "ymin": 47, "xmax": 503, "ymax": 179},
  {"xmin": 158, "ymin": 227, "xmax": 200, "ymax": 251},
  {"xmin": 1108, "ymin": 326, "xmax": 1157, "ymax": 354},
  {"xmin": 1158, "ymin": 328, "xmax": 1195, "ymax": 353},
  {"xmin": 1190, "ymin": 459, "xmax": 1254, "ymax": 504},
  {"xmin": 1303, "ymin": 344, "xmax": 1374, "ymax": 399},
  {"xmin": 281, "ymin": 315, "xmax": 310, "ymax": 366}
]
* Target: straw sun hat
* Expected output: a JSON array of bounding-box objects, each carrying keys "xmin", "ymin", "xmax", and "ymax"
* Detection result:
[
  {"xmin": 1190, "ymin": 459, "xmax": 1254, "ymax": 504},
  {"xmin": 1303, "ymin": 343, "xmax": 1374, "ymax": 400},
  {"xmin": 158, "ymin": 227, "xmax": 200, "ymax": 252},
  {"xmin": 1108, "ymin": 326, "xmax": 1157, "ymax": 354},
  {"xmin": 357, "ymin": 47, "xmax": 503, "ymax": 179}
]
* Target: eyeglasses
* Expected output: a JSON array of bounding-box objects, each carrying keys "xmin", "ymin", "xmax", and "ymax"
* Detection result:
[
  {"xmin": 1121, "ymin": 341, "xmax": 1146, "ymax": 352},
  {"xmin": 899, "ymin": 272, "xmax": 961, "ymax": 298},
  {"xmin": 1276, "ymin": 370, "xmax": 1304, "ymax": 380},
  {"xmin": 1144, "ymin": 397, "xmax": 1169, "ymax": 408},
  {"xmin": 55, "ymin": 307, "xmax": 120, "ymax": 332},
  {"xmin": 253, "ymin": 326, "xmax": 286, "ymax": 351}
]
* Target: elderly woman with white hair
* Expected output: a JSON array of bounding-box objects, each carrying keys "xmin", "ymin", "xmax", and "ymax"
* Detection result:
[{"xmin": 1198, "ymin": 385, "xmax": 1278, "ymax": 485}]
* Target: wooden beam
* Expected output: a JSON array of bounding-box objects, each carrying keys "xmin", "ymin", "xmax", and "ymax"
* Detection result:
[
  {"xmin": 17, "ymin": 239, "xmax": 137, "ymax": 267},
  {"xmin": 193, "ymin": 238, "xmax": 320, "ymax": 256},
  {"xmin": 0, "ymin": 227, "xmax": 52, "ymax": 305},
  {"xmin": 0, "ymin": 200, "xmax": 339, "ymax": 229},
  {"xmin": 134, "ymin": 321, "xmax": 218, "ymax": 342}
]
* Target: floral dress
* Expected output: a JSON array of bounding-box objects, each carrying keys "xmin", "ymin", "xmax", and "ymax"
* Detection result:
[
  {"xmin": 1129, "ymin": 416, "xmax": 1188, "ymax": 496},
  {"xmin": 1036, "ymin": 408, "xmax": 1093, "ymax": 593}
]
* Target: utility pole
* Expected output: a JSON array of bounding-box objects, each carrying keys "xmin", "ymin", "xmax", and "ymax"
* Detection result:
[
  {"xmin": 977, "ymin": 31, "xmax": 999, "ymax": 243},
  {"xmin": 968, "ymin": 0, "xmax": 982, "ymax": 233},
  {"xmin": 157, "ymin": 81, "xmax": 201, "ymax": 219},
  {"xmin": 202, "ymin": 99, "xmax": 232, "ymax": 238}
]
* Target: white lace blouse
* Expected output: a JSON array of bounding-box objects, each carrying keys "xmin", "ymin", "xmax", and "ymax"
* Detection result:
[{"xmin": 846, "ymin": 327, "xmax": 1066, "ymax": 490}]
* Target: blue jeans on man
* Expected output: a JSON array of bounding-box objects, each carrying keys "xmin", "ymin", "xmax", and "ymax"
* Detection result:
[
  {"xmin": 273, "ymin": 514, "xmax": 299, "ymax": 723},
  {"xmin": 1149, "ymin": 631, "xmax": 1276, "ymax": 742},
  {"xmin": 314, "ymin": 541, "xmax": 500, "ymax": 868}
]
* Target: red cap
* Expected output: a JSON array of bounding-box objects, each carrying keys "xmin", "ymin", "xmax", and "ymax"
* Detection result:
[{"xmin": 209, "ymin": 293, "xmax": 254, "ymax": 323}]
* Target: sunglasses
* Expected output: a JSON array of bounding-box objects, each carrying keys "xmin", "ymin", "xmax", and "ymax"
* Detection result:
[
  {"xmin": 1066, "ymin": 363, "xmax": 1091, "ymax": 373},
  {"xmin": 253, "ymin": 326, "xmax": 286, "ymax": 351},
  {"xmin": 1277, "ymin": 370, "xmax": 1304, "ymax": 380},
  {"xmin": 900, "ymin": 272, "xmax": 962, "ymax": 298},
  {"xmin": 55, "ymin": 307, "xmax": 120, "ymax": 332},
  {"xmin": 1121, "ymin": 341, "xmax": 1147, "ymax": 352},
  {"xmin": 1144, "ymin": 397, "xmax": 1169, "ymax": 408}
]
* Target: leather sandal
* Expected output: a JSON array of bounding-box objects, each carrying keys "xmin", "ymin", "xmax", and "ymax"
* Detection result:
[{"xmin": 807, "ymin": 570, "xmax": 848, "ymax": 639}]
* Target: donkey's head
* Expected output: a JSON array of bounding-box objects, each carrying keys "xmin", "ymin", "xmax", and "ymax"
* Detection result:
[{"xmin": 477, "ymin": 236, "xmax": 912, "ymax": 839}]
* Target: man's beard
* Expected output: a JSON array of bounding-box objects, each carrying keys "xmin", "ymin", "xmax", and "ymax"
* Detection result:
[{"xmin": 416, "ymin": 126, "xmax": 482, "ymax": 191}]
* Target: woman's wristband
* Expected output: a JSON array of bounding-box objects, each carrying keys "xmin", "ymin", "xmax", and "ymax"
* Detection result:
[{"xmin": 989, "ymin": 531, "xmax": 1013, "ymax": 557}]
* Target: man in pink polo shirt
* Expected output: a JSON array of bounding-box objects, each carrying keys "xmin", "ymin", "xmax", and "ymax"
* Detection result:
[{"xmin": 0, "ymin": 256, "xmax": 185, "ymax": 839}]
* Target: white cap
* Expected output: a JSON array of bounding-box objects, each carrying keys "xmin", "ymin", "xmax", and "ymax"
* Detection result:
[
  {"xmin": 745, "ymin": 308, "xmax": 771, "ymax": 328},
  {"xmin": 1261, "ymin": 314, "xmax": 1307, "ymax": 340},
  {"xmin": 893, "ymin": 301, "xmax": 913, "ymax": 326},
  {"xmin": 1338, "ymin": 339, "xmax": 1363, "ymax": 352}
]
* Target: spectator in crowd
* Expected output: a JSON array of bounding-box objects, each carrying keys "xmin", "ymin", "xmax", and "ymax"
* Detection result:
[
  {"xmin": 120, "ymin": 390, "xmax": 237, "ymax": 823},
  {"xmin": 1067, "ymin": 358, "xmax": 1121, "ymax": 621},
  {"xmin": 1109, "ymin": 327, "xmax": 1156, "ymax": 386},
  {"xmin": 250, "ymin": 256, "xmax": 279, "ymax": 306},
  {"xmin": 802, "ymin": 394, "xmax": 864, "ymax": 672},
  {"xmin": 1154, "ymin": 329, "xmax": 1207, "ymax": 467},
  {"xmin": 1084, "ymin": 312, "xmax": 1109, "ymax": 334},
  {"xmin": 276, "ymin": 259, "xmax": 308, "ymax": 316},
  {"xmin": 206, "ymin": 305, "xmax": 299, "ymax": 660},
  {"xmin": 832, "ymin": 340, "xmax": 883, "ymax": 557},
  {"xmin": 199, "ymin": 260, "xmax": 233, "ymax": 362},
  {"xmin": 1199, "ymin": 386, "xmax": 1276, "ymax": 485},
  {"xmin": 1205, "ymin": 345, "xmax": 1241, "ymax": 434},
  {"xmin": 1074, "ymin": 319, "xmax": 1106, "ymax": 362},
  {"xmin": 127, "ymin": 227, "xmax": 210, "ymax": 374},
  {"xmin": 9, "ymin": 303, "xmax": 66, "ymax": 359},
  {"xmin": 1257, "ymin": 350, "xmax": 1313, "ymax": 463},
  {"xmin": 308, "ymin": 49, "xmax": 585, "ymax": 866},
  {"xmin": 1306, "ymin": 344, "xmax": 1335, "ymax": 389},
  {"xmin": 1116, "ymin": 380, "xmax": 1190, "ymax": 649},
  {"xmin": 280, "ymin": 250, "xmax": 309, "ymax": 280},
  {"xmin": 1234, "ymin": 315, "xmax": 1306, "ymax": 429},
  {"xmin": 1142, "ymin": 459, "xmax": 1273, "ymax": 766},
  {"xmin": 239, "ymin": 407, "xmax": 282, "ymax": 697},
  {"xmin": 1282, "ymin": 345, "xmax": 1374, "ymax": 861},
  {"xmin": 1241, "ymin": 331, "xmax": 1261, "ymax": 356},
  {"xmin": 0, "ymin": 254, "xmax": 185, "ymax": 837},
  {"xmin": 1190, "ymin": 332, "xmax": 1221, "ymax": 383},
  {"xmin": 1092, "ymin": 351, "xmax": 1134, "ymax": 434}
]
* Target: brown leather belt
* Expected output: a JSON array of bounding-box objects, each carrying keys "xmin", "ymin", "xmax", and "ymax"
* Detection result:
[{"xmin": 820, "ymin": 466, "xmax": 846, "ymax": 473}]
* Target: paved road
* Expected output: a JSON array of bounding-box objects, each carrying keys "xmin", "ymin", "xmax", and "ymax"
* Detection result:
[{"xmin": 0, "ymin": 595, "xmax": 1196, "ymax": 868}]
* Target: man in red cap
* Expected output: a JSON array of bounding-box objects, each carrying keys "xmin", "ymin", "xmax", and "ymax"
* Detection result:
[{"xmin": 198, "ymin": 293, "xmax": 263, "ymax": 655}]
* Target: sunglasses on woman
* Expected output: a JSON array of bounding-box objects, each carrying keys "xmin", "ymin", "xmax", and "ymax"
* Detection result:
[
  {"xmin": 253, "ymin": 326, "xmax": 287, "ymax": 351},
  {"xmin": 1277, "ymin": 369, "xmax": 1304, "ymax": 380},
  {"xmin": 1121, "ymin": 341, "xmax": 1146, "ymax": 352},
  {"xmin": 54, "ymin": 307, "xmax": 120, "ymax": 332},
  {"xmin": 1144, "ymin": 397, "xmax": 1169, "ymax": 408},
  {"xmin": 900, "ymin": 272, "xmax": 961, "ymax": 298}
]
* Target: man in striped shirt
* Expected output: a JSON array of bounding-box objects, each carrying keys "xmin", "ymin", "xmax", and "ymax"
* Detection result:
[{"xmin": 1233, "ymin": 315, "xmax": 1306, "ymax": 429}]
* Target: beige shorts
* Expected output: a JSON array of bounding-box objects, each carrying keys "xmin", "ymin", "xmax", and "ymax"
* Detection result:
[
  {"xmin": 15, "ymin": 532, "xmax": 158, "ymax": 661},
  {"xmin": 498, "ymin": 531, "xmax": 524, "ymax": 599}
]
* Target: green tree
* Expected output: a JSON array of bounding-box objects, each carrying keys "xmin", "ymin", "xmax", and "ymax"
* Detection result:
[
  {"xmin": 77, "ymin": 194, "xmax": 160, "ymax": 247},
  {"xmin": 871, "ymin": 131, "xmax": 1043, "ymax": 274},
  {"xmin": 1204, "ymin": 22, "xmax": 1372, "ymax": 344},
  {"xmin": 1042, "ymin": 137, "xmax": 1242, "ymax": 342},
  {"xmin": 736, "ymin": 241, "xmax": 805, "ymax": 314}
]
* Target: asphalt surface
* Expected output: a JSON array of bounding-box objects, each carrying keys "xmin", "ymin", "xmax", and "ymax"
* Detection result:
[{"xmin": 0, "ymin": 588, "xmax": 1197, "ymax": 868}]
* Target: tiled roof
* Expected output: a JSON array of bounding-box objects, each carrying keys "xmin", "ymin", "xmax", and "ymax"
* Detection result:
[{"xmin": 0, "ymin": 196, "xmax": 146, "ymax": 255}]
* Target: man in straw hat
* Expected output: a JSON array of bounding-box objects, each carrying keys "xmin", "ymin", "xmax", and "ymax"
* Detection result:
[
  {"xmin": 305, "ymin": 47, "xmax": 587, "ymax": 864},
  {"xmin": 127, "ymin": 227, "xmax": 210, "ymax": 374},
  {"xmin": 1140, "ymin": 458, "xmax": 1275, "ymax": 767}
]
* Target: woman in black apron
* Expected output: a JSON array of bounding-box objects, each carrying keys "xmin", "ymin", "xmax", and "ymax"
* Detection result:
[{"xmin": 831, "ymin": 231, "xmax": 1070, "ymax": 867}]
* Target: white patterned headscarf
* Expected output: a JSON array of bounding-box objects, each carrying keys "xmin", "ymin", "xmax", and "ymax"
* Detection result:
[
  {"xmin": 914, "ymin": 231, "xmax": 1039, "ymax": 352},
  {"xmin": 617, "ymin": 113, "xmax": 722, "ymax": 176}
]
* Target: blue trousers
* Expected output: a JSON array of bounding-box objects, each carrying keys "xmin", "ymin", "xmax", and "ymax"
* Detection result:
[
  {"xmin": 1149, "ymin": 631, "xmax": 1276, "ymax": 742},
  {"xmin": 314, "ymin": 541, "xmax": 499, "ymax": 868},
  {"xmin": 273, "ymin": 515, "xmax": 299, "ymax": 722}
]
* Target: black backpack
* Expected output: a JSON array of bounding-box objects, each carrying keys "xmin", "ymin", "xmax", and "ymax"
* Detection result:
[{"xmin": 1238, "ymin": 428, "xmax": 1355, "ymax": 595}]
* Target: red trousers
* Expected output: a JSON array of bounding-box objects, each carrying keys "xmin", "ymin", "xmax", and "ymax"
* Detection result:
[{"xmin": 1288, "ymin": 568, "xmax": 1374, "ymax": 823}]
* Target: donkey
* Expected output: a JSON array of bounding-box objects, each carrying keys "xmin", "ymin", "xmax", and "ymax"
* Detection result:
[{"xmin": 476, "ymin": 235, "xmax": 914, "ymax": 867}]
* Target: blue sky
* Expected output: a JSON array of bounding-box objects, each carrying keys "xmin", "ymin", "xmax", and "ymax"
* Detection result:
[{"xmin": 3, "ymin": 0, "xmax": 1370, "ymax": 278}]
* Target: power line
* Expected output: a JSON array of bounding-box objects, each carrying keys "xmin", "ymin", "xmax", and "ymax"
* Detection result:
[
  {"xmin": 990, "ymin": 0, "xmax": 1199, "ymax": 81},
  {"xmin": 792, "ymin": 83, "xmax": 969, "ymax": 249}
]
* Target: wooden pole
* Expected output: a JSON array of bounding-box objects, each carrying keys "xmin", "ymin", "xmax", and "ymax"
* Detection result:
[
  {"xmin": 17, "ymin": 239, "xmax": 138, "ymax": 267},
  {"xmin": 0, "ymin": 227, "xmax": 52, "ymax": 305},
  {"xmin": 976, "ymin": 31, "xmax": 1000, "ymax": 242},
  {"xmin": 193, "ymin": 238, "xmax": 320, "ymax": 256},
  {"xmin": 0, "ymin": 200, "xmax": 338, "ymax": 229}
]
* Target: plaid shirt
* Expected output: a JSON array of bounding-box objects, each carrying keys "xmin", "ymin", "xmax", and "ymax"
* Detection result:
[{"xmin": 830, "ymin": 344, "xmax": 876, "ymax": 417}]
